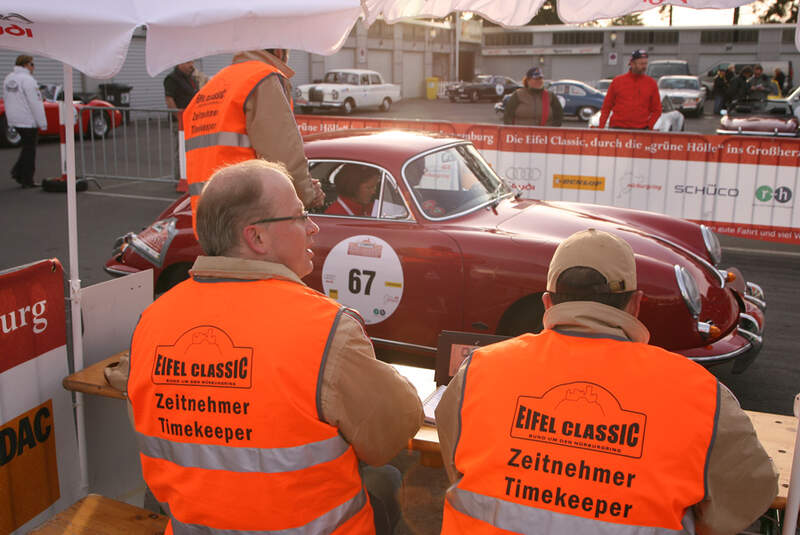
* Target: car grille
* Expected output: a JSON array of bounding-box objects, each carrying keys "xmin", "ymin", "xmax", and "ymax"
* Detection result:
[
  {"xmin": 309, "ymin": 88, "xmax": 324, "ymax": 102},
  {"xmin": 669, "ymin": 96, "xmax": 684, "ymax": 106}
]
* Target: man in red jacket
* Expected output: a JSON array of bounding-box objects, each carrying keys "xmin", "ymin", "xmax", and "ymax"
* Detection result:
[{"xmin": 598, "ymin": 49, "xmax": 661, "ymax": 130}]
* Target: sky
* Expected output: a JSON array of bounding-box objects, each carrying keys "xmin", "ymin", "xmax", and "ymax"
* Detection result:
[{"xmin": 637, "ymin": 3, "xmax": 760, "ymax": 26}]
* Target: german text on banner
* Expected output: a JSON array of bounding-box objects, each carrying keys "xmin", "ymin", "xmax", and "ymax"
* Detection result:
[
  {"xmin": 0, "ymin": 259, "xmax": 81, "ymax": 535},
  {"xmin": 296, "ymin": 116, "xmax": 800, "ymax": 245}
]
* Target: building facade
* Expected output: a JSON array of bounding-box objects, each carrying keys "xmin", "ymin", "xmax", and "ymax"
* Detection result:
[{"xmin": 0, "ymin": 22, "xmax": 796, "ymax": 108}]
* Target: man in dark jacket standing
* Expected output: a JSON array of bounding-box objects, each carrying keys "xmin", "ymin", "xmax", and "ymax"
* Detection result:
[
  {"xmin": 747, "ymin": 64, "xmax": 777, "ymax": 101},
  {"xmin": 726, "ymin": 66, "xmax": 752, "ymax": 109},
  {"xmin": 712, "ymin": 68, "xmax": 728, "ymax": 115},
  {"xmin": 503, "ymin": 67, "xmax": 563, "ymax": 126},
  {"xmin": 598, "ymin": 50, "xmax": 660, "ymax": 130}
]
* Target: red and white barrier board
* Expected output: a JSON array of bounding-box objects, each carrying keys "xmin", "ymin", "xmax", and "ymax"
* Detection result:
[
  {"xmin": 296, "ymin": 116, "xmax": 800, "ymax": 244},
  {"xmin": 0, "ymin": 260, "xmax": 81, "ymax": 534}
]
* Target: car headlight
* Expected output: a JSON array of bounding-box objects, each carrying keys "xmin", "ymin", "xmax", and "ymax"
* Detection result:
[
  {"xmin": 674, "ymin": 265, "xmax": 702, "ymax": 318},
  {"xmin": 331, "ymin": 90, "xmax": 339, "ymax": 100},
  {"xmin": 700, "ymin": 225, "xmax": 722, "ymax": 265},
  {"xmin": 294, "ymin": 88, "xmax": 302, "ymax": 98}
]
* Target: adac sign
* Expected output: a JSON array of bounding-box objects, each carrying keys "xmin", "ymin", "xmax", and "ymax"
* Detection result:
[
  {"xmin": 153, "ymin": 326, "xmax": 253, "ymax": 389},
  {"xmin": 510, "ymin": 382, "xmax": 646, "ymax": 458}
]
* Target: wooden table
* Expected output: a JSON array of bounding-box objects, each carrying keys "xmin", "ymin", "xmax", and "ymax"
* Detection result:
[
  {"xmin": 64, "ymin": 355, "xmax": 797, "ymax": 508},
  {"xmin": 29, "ymin": 494, "xmax": 168, "ymax": 534}
]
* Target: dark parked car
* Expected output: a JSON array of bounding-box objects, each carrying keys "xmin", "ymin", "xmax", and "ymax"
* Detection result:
[
  {"xmin": 717, "ymin": 87, "xmax": 799, "ymax": 137},
  {"xmin": 548, "ymin": 80, "xmax": 606, "ymax": 121},
  {"xmin": 105, "ymin": 129, "xmax": 765, "ymax": 372},
  {"xmin": 447, "ymin": 75, "xmax": 521, "ymax": 102}
]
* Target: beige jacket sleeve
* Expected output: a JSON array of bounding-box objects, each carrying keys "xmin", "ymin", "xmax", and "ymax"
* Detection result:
[
  {"xmin": 244, "ymin": 76, "xmax": 316, "ymax": 206},
  {"xmin": 319, "ymin": 310, "xmax": 423, "ymax": 465},
  {"xmin": 695, "ymin": 384, "xmax": 778, "ymax": 535},
  {"xmin": 435, "ymin": 363, "xmax": 467, "ymax": 483}
]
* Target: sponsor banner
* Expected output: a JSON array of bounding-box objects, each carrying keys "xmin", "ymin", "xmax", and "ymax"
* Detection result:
[
  {"xmin": 0, "ymin": 260, "xmax": 81, "ymax": 534},
  {"xmin": 296, "ymin": 116, "xmax": 800, "ymax": 244}
]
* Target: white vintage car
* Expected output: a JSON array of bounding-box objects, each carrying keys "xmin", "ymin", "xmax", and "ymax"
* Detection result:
[
  {"xmin": 588, "ymin": 94, "xmax": 686, "ymax": 132},
  {"xmin": 294, "ymin": 69, "xmax": 402, "ymax": 115}
]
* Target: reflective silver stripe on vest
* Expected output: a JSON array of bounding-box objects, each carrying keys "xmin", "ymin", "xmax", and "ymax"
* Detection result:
[
  {"xmin": 168, "ymin": 487, "xmax": 367, "ymax": 535},
  {"xmin": 447, "ymin": 487, "xmax": 693, "ymax": 535},
  {"xmin": 188, "ymin": 181, "xmax": 206, "ymax": 196},
  {"xmin": 185, "ymin": 131, "xmax": 252, "ymax": 152},
  {"xmin": 137, "ymin": 431, "xmax": 349, "ymax": 473}
]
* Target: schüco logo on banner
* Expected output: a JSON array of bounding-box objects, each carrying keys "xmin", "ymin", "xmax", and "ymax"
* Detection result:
[
  {"xmin": 552, "ymin": 175, "xmax": 605, "ymax": 191},
  {"xmin": 0, "ymin": 13, "xmax": 34, "ymax": 39},
  {"xmin": 510, "ymin": 382, "xmax": 646, "ymax": 458},
  {"xmin": 153, "ymin": 326, "xmax": 253, "ymax": 388},
  {"xmin": 755, "ymin": 185, "xmax": 793, "ymax": 204}
]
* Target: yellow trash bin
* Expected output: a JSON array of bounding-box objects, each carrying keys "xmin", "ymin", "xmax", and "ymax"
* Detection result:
[{"xmin": 426, "ymin": 77, "xmax": 440, "ymax": 100}]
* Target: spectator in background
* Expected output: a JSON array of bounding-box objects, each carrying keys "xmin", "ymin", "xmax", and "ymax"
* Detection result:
[
  {"xmin": 503, "ymin": 67, "xmax": 563, "ymax": 127},
  {"xmin": 773, "ymin": 68, "xmax": 786, "ymax": 97},
  {"xmin": 747, "ymin": 64, "xmax": 778, "ymax": 101},
  {"xmin": 725, "ymin": 64, "xmax": 736, "ymax": 84},
  {"xmin": 3, "ymin": 55, "xmax": 47, "ymax": 188},
  {"xmin": 598, "ymin": 49, "xmax": 661, "ymax": 130},
  {"xmin": 712, "ymin": 67, "xmax": 729, "ymax": 115},
  {"xmin": 164, "ymin": 61, "xmax": 199, "ymax": 179},
  {"xmin": 726, "ymin": 66, "xmax": 752, "ymax": 108}
]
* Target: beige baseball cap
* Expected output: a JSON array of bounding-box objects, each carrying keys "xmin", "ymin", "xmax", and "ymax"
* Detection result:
[{"xmin": 546, "ymin": 229, "xmax": 636, "ymax": 293}]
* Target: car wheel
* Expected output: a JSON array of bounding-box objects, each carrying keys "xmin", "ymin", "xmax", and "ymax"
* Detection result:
[
  {"xmin": 0, "ymin": 115, "xmax": 21, "ymax": 147},
  {"xmin": 89, "ymin": 110, "xmax": 110, "ymax": 139},
  {"xmin": 155, "ymin": 262, "xmax": 192, "ymax": 295},
  {"xmin": 342, "ymin": 98, "xmax": 355, "ymax": 115},
  {"xmin": 379, "ymin": 97, "xmax": 392, "ymax": 112},
  {"xmin": 496, "ymin": 294, "xmax": 545, "ymax": 337},
  {"xmin": 470, "ymin": 90, "xmax": 480, "ymax": 103},
  {"xmin": 578, "ymin": 106, "xmax": 597, "ymax": 122}
]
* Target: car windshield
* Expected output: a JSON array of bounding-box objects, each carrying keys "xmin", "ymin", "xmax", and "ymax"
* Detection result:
[
  {"xmin": 659, "ymin": 78, "xmax": 700, "ymax": 90},
  {"xmin": 647, "ymin": 63, "xmax": 689, "ymax": 79},
  {"xmin": 38, "ymin": 84, "xmax": 58, "ymax": 101},
  {"xmin": 324, "ymin": 72, "xmax": 359, "ymax": 84},
  {"xmin": 402, "ymin": 144, "xmax": 512, "ymax": 219}
]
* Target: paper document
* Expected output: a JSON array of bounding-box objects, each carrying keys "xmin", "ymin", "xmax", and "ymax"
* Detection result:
[{"xmin": 423, "ymin": 385, "xmax": 447, "ymax": 425}]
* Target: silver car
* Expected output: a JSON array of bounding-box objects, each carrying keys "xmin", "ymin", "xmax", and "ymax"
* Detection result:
[{"xmin": 658, "ymin": 75, "xmax": 706, "ymax": 117}]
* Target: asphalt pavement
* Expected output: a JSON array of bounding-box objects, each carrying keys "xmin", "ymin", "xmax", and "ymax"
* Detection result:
[{"xmin": 1, "ymin": 98, "xmax": 797, "ymax": 534}]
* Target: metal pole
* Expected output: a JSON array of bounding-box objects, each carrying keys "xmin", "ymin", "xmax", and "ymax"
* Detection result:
[
  {"xmin": 455, "ymin": 13, "xmax": 460, "ymax": 81},
  {"xmin": 63, "ymin": 63, "xmax": 89, "ymax": 496}
]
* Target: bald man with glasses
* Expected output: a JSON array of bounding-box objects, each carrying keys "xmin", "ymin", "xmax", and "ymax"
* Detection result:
[{"xmin": 123, "ymin": 159, "xmax": 422, "ymax": 534}]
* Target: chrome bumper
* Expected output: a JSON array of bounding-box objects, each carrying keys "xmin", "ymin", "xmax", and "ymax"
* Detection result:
[{"xmin": 690, "ymin": 281, "xmax": 766, "ymax": 373}]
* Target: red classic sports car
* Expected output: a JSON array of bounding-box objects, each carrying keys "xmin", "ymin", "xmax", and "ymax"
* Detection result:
[
  {"xmin": 0, "ymin": 84, "xmax": 123, "ymax": 146},
  {"xmin": 717, "ymin": 86, "xmax": 800, "ymax": 137},
  {"xmin": 105, "ymin": 129, "xmax": 766, "ymax": 372}
]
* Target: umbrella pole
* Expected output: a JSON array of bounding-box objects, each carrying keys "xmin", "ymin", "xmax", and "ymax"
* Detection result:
[{"xmin": 63, "ymin": 64, "xmax": 89, "ymax": 496}]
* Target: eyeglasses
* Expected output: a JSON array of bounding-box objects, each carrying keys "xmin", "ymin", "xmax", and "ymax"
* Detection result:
[{"xmin": 249, "ymin": 211, "xmax": 310, "ymax": 226}]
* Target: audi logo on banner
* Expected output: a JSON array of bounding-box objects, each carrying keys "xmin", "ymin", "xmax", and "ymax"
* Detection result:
[
  {"xmin": 505, "ymin": 167, "xmax": 542, "ymax": 182},
  {"xmin": 0, "ymin": 13, "xmax": 33, "ymax": 39}
]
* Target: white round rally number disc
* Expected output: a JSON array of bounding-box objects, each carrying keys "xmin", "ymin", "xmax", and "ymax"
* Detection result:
[{"xmin": 322, "ymin": 235, "xmax": 404, "ymax": 325}]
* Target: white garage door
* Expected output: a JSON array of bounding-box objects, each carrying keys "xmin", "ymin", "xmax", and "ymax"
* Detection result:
[
  {"xmin": 289, "ymin": 51, "xmax": 312, "ymax": 86},
  {"xmin": 199, "ymin": 54, "xmax": 233, "ymax": 78},
  {"xmin": 550, "ymin": 56, "xmax": 600, "ymax": 83},
  {"xmin": 368, "ymin": 50, "xmax": 393, "ymax": 83},
  {"xmin": 111, "ymin": 36, "xmax": 169, "ymax": 109},
  {"xmin": 325, "ymin": 49, "xmax": 355, "ymax": 71},
  {"xmin": 402, "ymin": 51, "xmax": 424, "ymax": 99}
]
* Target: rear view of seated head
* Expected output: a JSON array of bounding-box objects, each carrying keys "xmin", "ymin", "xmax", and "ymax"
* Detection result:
[{"xmin": 325, "ymin": 164, "xmax": 380, "ymax": 217}]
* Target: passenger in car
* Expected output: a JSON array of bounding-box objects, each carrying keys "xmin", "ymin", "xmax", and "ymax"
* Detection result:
[{"xmin": 325, "ymin": 164, "xmax": 380, "ymax": 217}]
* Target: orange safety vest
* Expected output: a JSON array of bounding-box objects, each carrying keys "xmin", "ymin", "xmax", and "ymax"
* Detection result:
[
  {"xmin": 128, "ymin": 277, "xmax": 374, "ymax": 534},
  {"xmin": 442, "ymin": 330, "xmax": 719, "ymax": 534},
  {"xmin": 183, "ymin": 60, "xmax": 293, "ymax": 234}
]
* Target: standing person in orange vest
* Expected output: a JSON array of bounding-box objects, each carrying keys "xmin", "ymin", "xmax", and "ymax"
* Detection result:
[
  {"xmin": 183, "ymin": 49, "xmax": 324, "ymax": 234},
  {"xmin": 124, "ymin": 159, "xmax": 422, "ymax": 534},
  {"xmin": 436, "ymin": 229, "xmax": 777, "ymax": 534}
]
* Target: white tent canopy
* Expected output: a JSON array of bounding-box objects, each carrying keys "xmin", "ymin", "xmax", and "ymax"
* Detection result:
[{"xmin": 3, "ymin": 0, "xmax": 794, "ymax": 80}]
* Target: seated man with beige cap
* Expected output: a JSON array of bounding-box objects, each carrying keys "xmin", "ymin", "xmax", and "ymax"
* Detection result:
[{"xmin": 435, "ymin": 228, "xmax": 777, "ymax": 534}]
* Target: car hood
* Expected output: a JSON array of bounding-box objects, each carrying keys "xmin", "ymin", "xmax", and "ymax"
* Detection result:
[
  {"xmin": 298, "ymin": 83, "xmax": 356, "ymax": 91},
  {"xmin": 493, "ymin": 200, "xmax": 718, "ymax": 283},
  {"xmin": 662, "ymin": 89, "xmax": 703, "ymax": 98}
]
